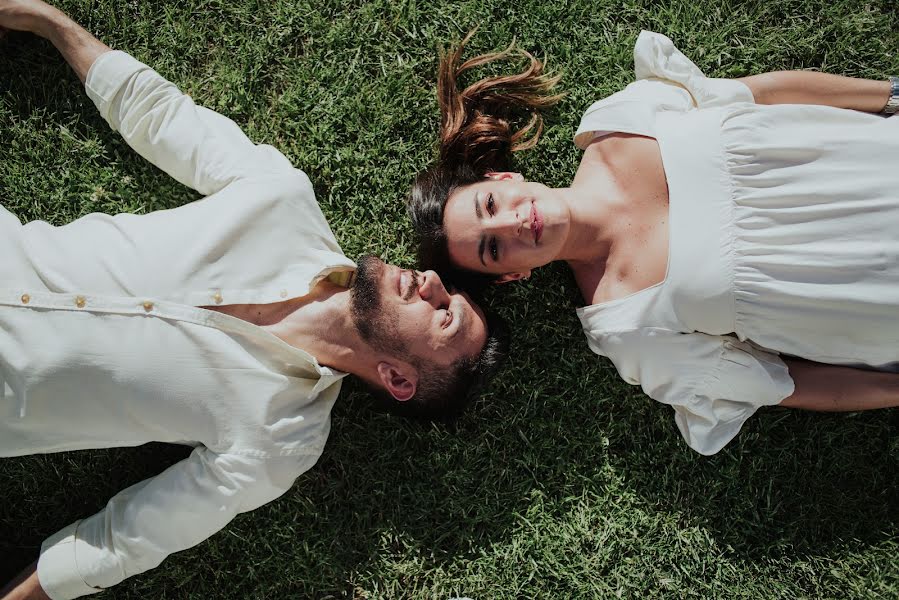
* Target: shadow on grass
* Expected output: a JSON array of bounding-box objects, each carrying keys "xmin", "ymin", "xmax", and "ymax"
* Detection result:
[{"xmin": 609, "ymin": 405, "xmax": 899, "ymax": 559}]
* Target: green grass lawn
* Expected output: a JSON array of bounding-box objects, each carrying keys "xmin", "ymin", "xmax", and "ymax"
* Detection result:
[{"xmin": 1, "ymin": 0, "xmax": 897, "ymax": 598}]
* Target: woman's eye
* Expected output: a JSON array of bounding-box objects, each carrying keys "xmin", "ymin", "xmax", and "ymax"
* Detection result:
[
  {"xmin": 486, "ymin": 194, "xmax": 495, "ymax": 215},
  {"xmin": 489, "ymin": 237, "xmax": 499, "ymax": 261}
]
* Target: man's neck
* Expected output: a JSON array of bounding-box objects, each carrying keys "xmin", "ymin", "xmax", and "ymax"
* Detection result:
[{"xmin": 261, "ymin": 281, "xmax": 372, "ymax": 375}]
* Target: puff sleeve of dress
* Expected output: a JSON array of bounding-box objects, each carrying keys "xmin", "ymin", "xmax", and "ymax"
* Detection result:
[
  {"xmin": 575, "ymin": 30, "xmax": 754, "ymax": 149},
  {"xmin": 633, "ymin": 30, "xmax": 754, "ymax": 107},
  {"xmin": 593, "ymin": 329, "xmax": 795, "ymax": 455}
]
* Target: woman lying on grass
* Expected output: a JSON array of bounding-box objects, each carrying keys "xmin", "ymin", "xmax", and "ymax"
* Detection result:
[{"xmin": 407, "ymin": 30, "xmax": 899, "ymax": 455}]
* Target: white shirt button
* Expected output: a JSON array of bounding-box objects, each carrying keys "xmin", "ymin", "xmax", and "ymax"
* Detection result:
[
  {"xmin": 142, "ymin": 301, "xmax": 154, "ymax": 312},
  {"xmin": 75, "ymin": 295, "xmax": 86, "ymax": 308},
  {"xmin": 212, "ymin": 291, "xmax": 223, "ymax": 304},
  {"xmin": 20, "ymin": 293, "xmax": 30, "ymax": 304}
]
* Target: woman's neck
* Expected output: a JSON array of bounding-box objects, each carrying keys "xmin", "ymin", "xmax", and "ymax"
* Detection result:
[{"xmin": 552, "ymin": 185, "xmax": 619, "ymax": 266}]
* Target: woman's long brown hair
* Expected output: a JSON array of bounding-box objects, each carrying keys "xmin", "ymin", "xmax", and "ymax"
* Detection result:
[
  {"xmin": 408, "ymin": 31, "xmax": 564, "ymax": 292},
  {"xmin": 436, "ymin": 29, "xmax": 564, "ymax": 171}
]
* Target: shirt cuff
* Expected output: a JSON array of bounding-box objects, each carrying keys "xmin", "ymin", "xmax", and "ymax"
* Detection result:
[
  {"xmin": 38, "ymin": 521, "xmax": 102, "ymax": 600},
  {"xmin": 84, "ymin": 50, "xmax": 148, "ymax": 119}
]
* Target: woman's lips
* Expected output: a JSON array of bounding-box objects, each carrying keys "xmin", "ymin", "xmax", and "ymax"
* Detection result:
[{"xmin": 531, "ymin": 202, "xmax": 543, "ymax": 244}]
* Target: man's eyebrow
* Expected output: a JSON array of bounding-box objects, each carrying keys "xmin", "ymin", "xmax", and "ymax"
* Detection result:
[{"xmin": 477, "ymin": 236, "xmax": 487, "ymax": 267}]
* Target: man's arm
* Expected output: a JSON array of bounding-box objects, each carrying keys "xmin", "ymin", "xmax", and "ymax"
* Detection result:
[
  {"xmin": 0, "ymin": 0, "xmax": 108, "ymax": 82},
  {"xmin": 0, "ymin": 7, "xmax": 100, "ymax": 598},
  {"xmin": 2, "ymin": 0, "xmax": 298, "ymax": 196},
  {"xmin": 782, "ymin": 358, "xmax": 899, "ymax": 411},
  {"xmin": 0, "ymin": 562, "xmax": 47, "ymax": 600},
  {"xmin": 0, "ymin": 5, "xmax": 93, "ymax": 600},
  {"xmin": 3, "ymin": 448, "xmax": 309, "ymax": 600},
  {"xmin": 738, "ymin": 71, "xmax": 891, "ymax": 113}
]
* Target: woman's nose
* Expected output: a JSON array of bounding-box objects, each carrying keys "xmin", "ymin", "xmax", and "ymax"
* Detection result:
[{"xmin": 484, "ymin": 210, "xmax": 521, "ymax": 237}]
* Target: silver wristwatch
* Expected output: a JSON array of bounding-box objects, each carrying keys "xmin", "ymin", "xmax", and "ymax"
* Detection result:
[{"xmin": 883, "ymin": 76, "xmax": 899, "ymax": 115}]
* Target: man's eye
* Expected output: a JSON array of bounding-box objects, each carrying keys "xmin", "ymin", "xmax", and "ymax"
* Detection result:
[
  {"xmin": 489, "ymin": 237, "xmax": 498, "ymax": 261},
  {"xmin": 486, "ymin": 194, "xmax": 495, "ymax": 215}
]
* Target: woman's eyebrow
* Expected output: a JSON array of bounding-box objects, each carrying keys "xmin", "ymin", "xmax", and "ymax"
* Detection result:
[
  {"xmin": 474, "ymin": 193, "xmax": 483, "ymax": 219},
  {"xmin": 478, "ymin": 236, "xmax": 487, "ymax": 267}
]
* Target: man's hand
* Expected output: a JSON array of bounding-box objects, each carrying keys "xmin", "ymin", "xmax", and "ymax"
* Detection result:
[
  {"xmin": 0, "ymin": 561, "xmax": 51, "ymax": 600},
  {"xmin": 0, "ymin": 0, "xmax": 67, "ymax": 38},
  {"xmin": 0, "ymin": 0, "xmax": 109, "ymax": 83}
]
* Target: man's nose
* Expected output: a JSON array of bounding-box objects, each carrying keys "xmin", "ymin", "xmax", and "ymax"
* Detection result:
[{"xmin": 417, "ymin": 270, "xmax": 450, "ymax": 306}]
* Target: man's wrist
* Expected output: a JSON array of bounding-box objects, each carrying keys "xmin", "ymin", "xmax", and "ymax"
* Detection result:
[
  {"xmin": 34, "ymin": 11, "xmax": 110, "ymax": 84},
  {"xmin": 35, "ymin": 9, "xmax": 74, "ymax": 42},
  {"xmin": 0, "ymin": 560, "xmax": 51, "ymax": 600}
]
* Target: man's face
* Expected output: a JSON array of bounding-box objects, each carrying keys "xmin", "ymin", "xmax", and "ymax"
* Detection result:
[{"xmin": 351, "ymin": 256, "xmax": 488, "ymax": 370}]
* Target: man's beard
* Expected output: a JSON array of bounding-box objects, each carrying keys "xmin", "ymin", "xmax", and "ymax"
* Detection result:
[{"xmin": 350, "ymin": 256, "xmax": 406, "ymax": 356}]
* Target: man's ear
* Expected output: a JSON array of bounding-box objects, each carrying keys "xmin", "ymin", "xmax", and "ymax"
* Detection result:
[
  {"xmin": 376, "ymin": 362, "xmax": 418, "ymax": 402},
  {"xmin": 495, "ymin": 270, "xmax": 531, "ymax": 284},
  {"xmin": 485, "ymin": 171, "xmax": 525, "ymax": 182}
]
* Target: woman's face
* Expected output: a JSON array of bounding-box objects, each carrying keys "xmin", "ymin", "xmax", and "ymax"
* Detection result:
[{"xmin": 442, "ymin": 173, "xmax": 570, "ymax": 282}]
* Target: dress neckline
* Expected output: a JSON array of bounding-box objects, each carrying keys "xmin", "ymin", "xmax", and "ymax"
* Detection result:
[{"xmin": 577, "ymin": 133, "xmax": 673, "ymax": 315}]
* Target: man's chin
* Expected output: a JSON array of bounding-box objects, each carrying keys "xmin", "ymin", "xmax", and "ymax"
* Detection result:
[
  {"xmin": 350, "ymin": 255, "xmax": 403, "ymax": 354},
  {"xmin": 350, "ymin": 254, "xmax": 385, "ymax": 317},
  {"xmin": 352, "ymin": 255, "xmax": 385, "ymax": 287}
]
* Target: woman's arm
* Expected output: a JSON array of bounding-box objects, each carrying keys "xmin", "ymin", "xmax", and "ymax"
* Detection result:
[
  {"xmin": 781, "ymin": 358, "xmax": 899, "ymax": 411},
  {"xmin": 739, "ymin": 71, "xmax": 891, "ymax": 113}
]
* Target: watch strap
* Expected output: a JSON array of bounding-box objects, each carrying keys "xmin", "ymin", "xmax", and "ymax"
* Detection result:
[{"xmin": 882, "ymin": 76, "xmax": 899, "ymax": 115}]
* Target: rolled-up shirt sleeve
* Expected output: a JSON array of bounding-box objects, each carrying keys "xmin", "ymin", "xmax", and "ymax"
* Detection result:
[
  {"xmin": 84, "ymin": 50, "xmax": 295, "ymax": 195},
  {"xmin": 37, "ymin": 447, "xmax": 315, "ymax": 599}
]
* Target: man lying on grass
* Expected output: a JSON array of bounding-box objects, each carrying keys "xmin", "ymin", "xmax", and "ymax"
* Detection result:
[{"xmin": 0, "ymin": 1, "xmax": 508, "ymax": 598}]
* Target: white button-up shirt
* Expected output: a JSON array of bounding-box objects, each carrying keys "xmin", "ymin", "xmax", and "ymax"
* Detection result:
[{"xmin": 0, "ymin": 50, "xmax": 356, "ymax": 599}]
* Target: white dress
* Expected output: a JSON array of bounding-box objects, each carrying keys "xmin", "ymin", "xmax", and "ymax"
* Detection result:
[{"xmin": 574, "ymin": 31, "xmax": 899, "ymax": 455}]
